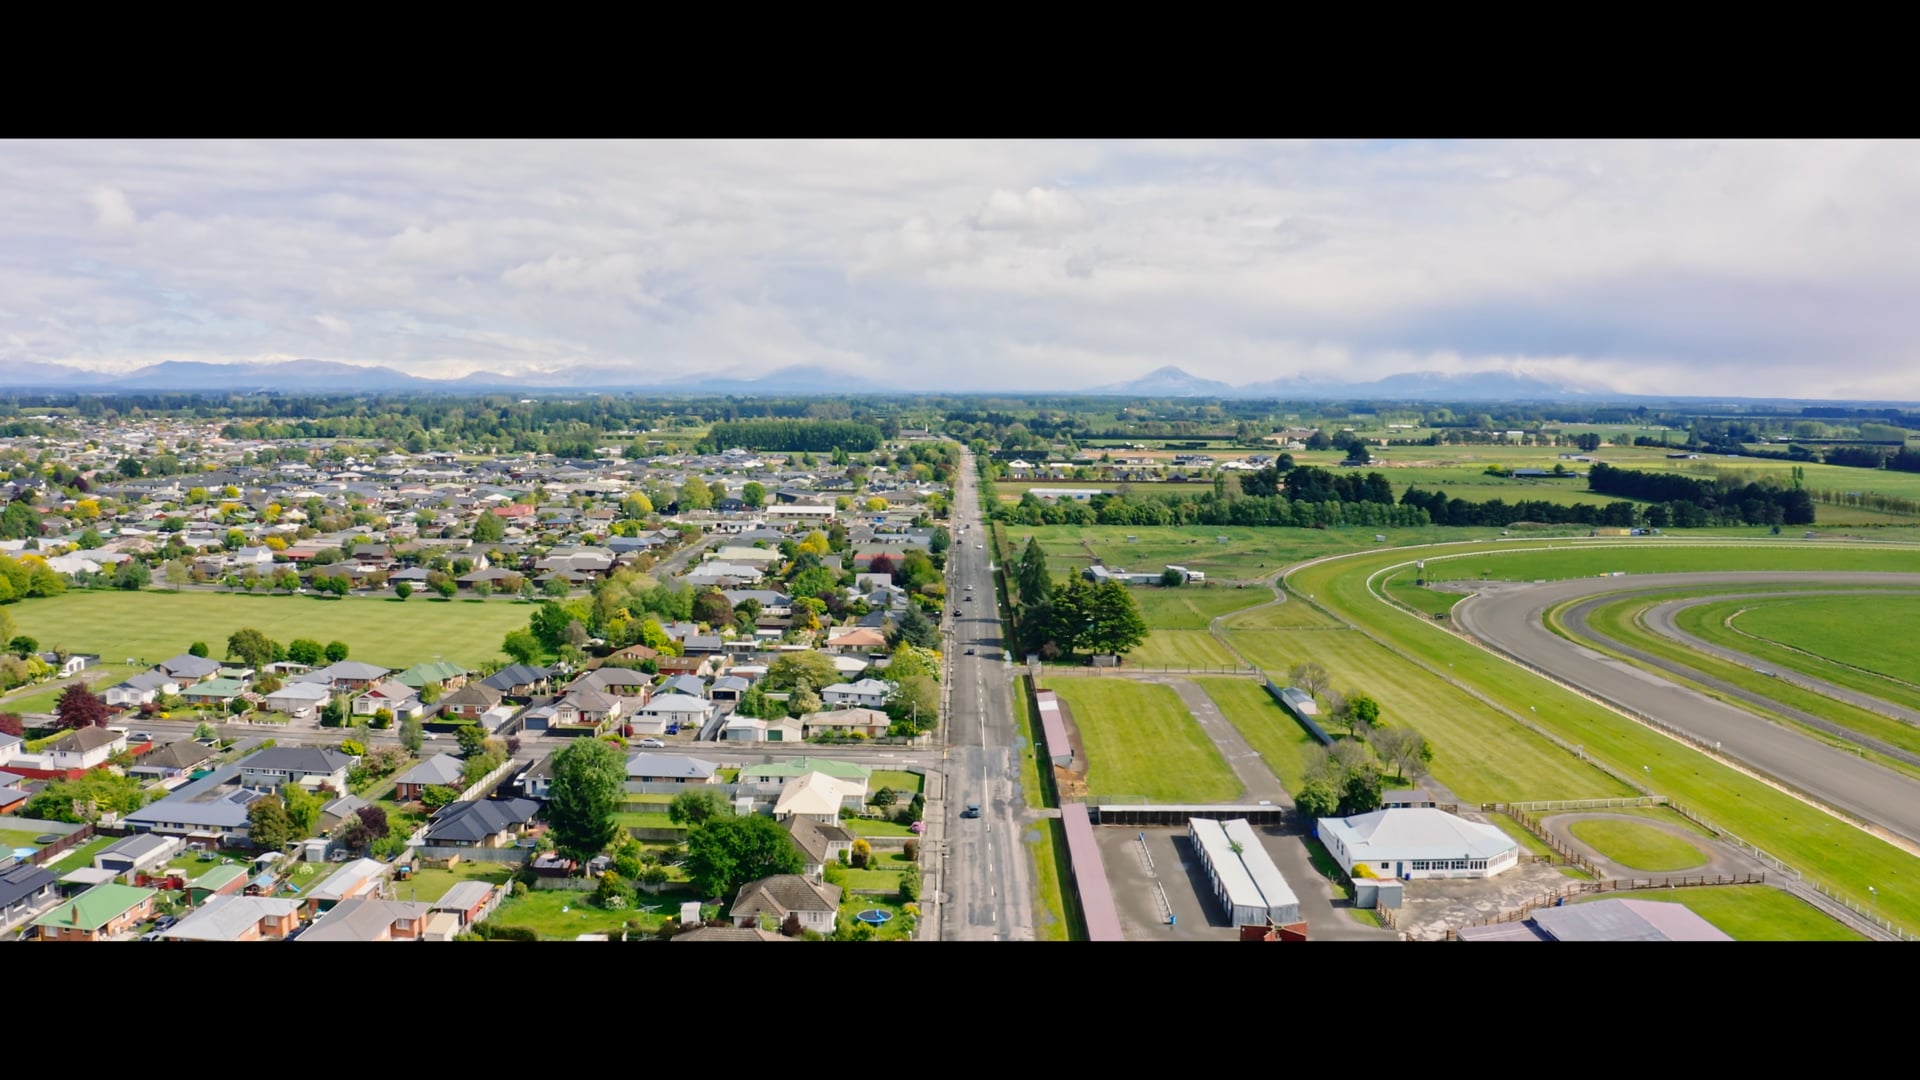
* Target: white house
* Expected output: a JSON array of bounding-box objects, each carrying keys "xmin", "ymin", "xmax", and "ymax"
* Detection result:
[
  {"xmin": 42, "ymin": 726, "xmax": 127, "ymax": 771},
  {"xmin": 353, "ymin": 680, "xmax": 423, "ymax": 720},
  {"xmin": 729, "ymin": 874, "xmax": 841, "ymax": 934},
  {"xmin": 632, "ymin": 694, "xmax": 714, "ymax": 736},
  {"xmin": 1316, "ymin": 807, "xmax": 1520, "ymax": 881},
  {"xmin": 721, "ymin": 715, "xmax": 802, "ymax": 743},
  {"xmin": 105, "ymin": 671, "xmax": 180, "ymax": 709},
  {"xmin": 820, "ymin": 678, "xmax": 895, "ymax": 710},
  {"xmin": 264, "ymin": 682, "xmax": 333, "ymax": 720},
  {"xmin": 771, "ymin": 771, "xmax": 865, "ymax": 824}
]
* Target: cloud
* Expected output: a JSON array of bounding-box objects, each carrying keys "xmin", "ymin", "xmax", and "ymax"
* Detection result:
[
  {"xmin": 88, "ymin": 185, "xmax": 137, "ymax": 229},
  {"xmin": 3, "ymin": 139, "xmax": 1920, "ymax": 397}
]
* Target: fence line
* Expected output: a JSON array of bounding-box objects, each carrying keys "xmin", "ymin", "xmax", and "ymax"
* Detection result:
[{"xmin": 1445, "ymin": 873, "xmax": 1771, "ymax": 939}]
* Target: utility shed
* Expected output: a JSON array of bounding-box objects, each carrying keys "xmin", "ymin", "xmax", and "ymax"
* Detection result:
[
  {"xmin": 1189, "ymin": 817, "xmax": 1270, "ymax": 927},
  {"xmin": 1223, "ymin": 817, "xmax": 1301, "ymax": 925}
]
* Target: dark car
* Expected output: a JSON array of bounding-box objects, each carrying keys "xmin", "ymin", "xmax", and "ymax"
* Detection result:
[
  {"xmin": 962, "ymin": 803, "xmax": 981, "ymax": 818},
  {"xmin": 965, "ymin": 648, "xmax": 976, "ymax": 655}
]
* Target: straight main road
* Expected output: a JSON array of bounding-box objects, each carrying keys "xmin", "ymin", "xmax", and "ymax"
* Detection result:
[
  {"xmin": 927, "ymin": 446, "xmax": 1036, "ymax": 941},
  {"xmin": 1453, "ymin": 570, "xmax": 1920, "ymax": 847}
]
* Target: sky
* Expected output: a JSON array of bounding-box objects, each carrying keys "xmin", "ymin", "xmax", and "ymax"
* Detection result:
[{"xmin": 5, "ymin": 138, "xmax": 1920, "ymax": 399}]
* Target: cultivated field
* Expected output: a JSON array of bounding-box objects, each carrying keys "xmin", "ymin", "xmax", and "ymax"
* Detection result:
[
  {"xmin": 1045, "ymin": 678, "xmax": 1240, "ymax": 802},
  {"xmin": 7, "ymin": 590, "xmax": 537, "ymax": 670}
]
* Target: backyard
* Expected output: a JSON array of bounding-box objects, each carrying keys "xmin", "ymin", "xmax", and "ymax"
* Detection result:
[{"xmin": 484, "ymin": 884, "xmax": 704, "ymax": 940}]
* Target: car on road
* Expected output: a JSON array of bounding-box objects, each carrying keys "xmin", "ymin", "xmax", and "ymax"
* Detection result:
[
  {"xmin": 637, "ymin": 737, "xmax": 666, "ymax": 748},
  {"xmin": 962, "ymin": 803, "xmax": 981, "ymax": 818},
  {"xmin": 975, "ymin": 543, "xmax": 983, "ymax": 549},
  {"xmin": 966, "ymin": 647, "xmax": 975, "ymax": 655}
]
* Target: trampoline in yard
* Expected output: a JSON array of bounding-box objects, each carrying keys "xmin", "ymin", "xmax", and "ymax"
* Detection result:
[{"xmin": 854, "ymin": 909, "xmax": 894, "ymax": 926}]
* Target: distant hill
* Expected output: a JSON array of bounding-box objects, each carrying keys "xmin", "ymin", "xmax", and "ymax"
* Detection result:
[{"xmin": 1089, "ymin": 365, "xmax": 1239, "ymax": 397}]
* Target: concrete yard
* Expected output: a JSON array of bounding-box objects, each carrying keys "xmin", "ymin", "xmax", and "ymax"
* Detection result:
[{"xmin": 1094, "ymin": 822, "xmax": 1399, "ymax": 942}]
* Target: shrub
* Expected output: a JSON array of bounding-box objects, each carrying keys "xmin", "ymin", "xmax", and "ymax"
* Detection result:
[
  {"xmin": 510, "ymin": 879, "xmax": 528, "ymax": 898},
  {"xmin": 903, "ymin": 838, "xmax": 919, "ymax": 861}
]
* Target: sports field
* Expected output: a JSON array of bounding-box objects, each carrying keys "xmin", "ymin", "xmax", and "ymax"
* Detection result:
[
  {"xmin": 1046, "ymin": 678, "xmax": 1241, "ymax": 803},
  {"xmin": 6, "ymin": 590, "xmax": 536, "ymax": 670}
]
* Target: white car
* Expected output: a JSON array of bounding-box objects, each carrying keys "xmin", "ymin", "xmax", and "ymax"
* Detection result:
[
  {"xmin": 637, "ymin": 737, "xmax": 666, "ymax": 748},
  {"xmin": 975, "ymin": 543, "xmax": 984, "ymax": 549}
]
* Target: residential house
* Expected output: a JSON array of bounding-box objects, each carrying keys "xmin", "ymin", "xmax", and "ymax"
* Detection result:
[
  {"xmin": 154, "ymin": 653, "xmax": 221, "ymax": 686},
  {"xmin": 430, "ymin": 880, "xmax": 499, "ymax": 930},
  {"xmin": 480, "ymin": 664, "xmax": 554, "ymax": 698},
  {"xmin": 721, "ymin": 715, "xmax": 801, "ymax": 743},
  {"xmin": 800, "ymin": 707, "xmax": 892, "ymax": 739},
  {"xmin": 129, "ymin": 738, "xmax": 218, "ymax": 780},
  {"xmin": 824, "ymin": 627, "xmax": 887, "ymax": 654},
  {"xmin": 353, "ymin": 679, "xmax": 422, "ymax": 720},
  {"xmin": 317, "ymin": 794, "xmax": 371, "ymax": 834},
  {"xmin": 181, "ymin": 677, "xmax": 248, "ymax": 707},
  {"xmin": 182, "ymin": 863, "xmax": 249, "ymax": 907},
  {"xmin": 681, "ymin": 635, "xmax": 727, "ymax": 656},
  {"xmin": 438, "ymin": 682, "xmax": 505, "ymax": 720},
  {"xmin": 263, "ymin": 681, "xmax": 332, "ymax": 720},
  {"xmin": 0, "ymin": 863, "xmax": 60, "ymax": 931},
  {"xmin": 309, "ymin": 660, "xmax": 392, "ymax": 692},
  {"xmin": 602, "ymin": 644, "xmax": 659, "ymax": 666},
  {"xmin": 422, "ymin": 798, "xmax": 540, "ymax": 848},
  {"xmin": 161, "ymin": 893, "xmax": 303, "ymax": 941},
  {"xmin": 0, "ymin": 732, "xmax": 19, "ymax": 769},
  {"xmin": 568, "ymin": 666, "xmax": 653, "ymax": 701},
  {"xmin": 738, "ymin": 758, "xmax": 870, "ymax": 789},
  {"xmin": 0, "ymin": 771, "xmax": 29, "ymax": 815},
  {"xmin": 709, "ymin": 675, "xmax": 750, "ymax": 703},
  {"xmin": 552, "ymin": 686, "xmax": 623, "ymax": 732},
  {"xmin": 394, "ymin": 661, "xmax": 468, "ymax": 692},
  {"xmin": 729, "ymin": 874, "xmax": 840, "ymax": 935},
  {"xmin": 632, "ymin": 694, "xmax": 715, "ymax": 736},
  {"xmin": 820, "ymin": 679, "xmax": 895, "ymax": 710},
  {"xmin": 626, "ymin": 753, "xmax": 720, "ymax": 784},
  {"xmin": 298, "ymin": 898, "xmax": 434, "ymax": 942},
  {"xmin": 518, "ymin": 754, "xmax": 556, "ymax": 800},
  {"xmin": 772, "ymin": 771, "xmax": 865, "ymax": 824},
  {"xmin": 32, "ymin": 883, "xmax": 157, "ymax": 941},
  {"xmin": 42, "ymin": 726, "xmax": 128, "ymax": 772},
  {"xmin": 305, "ymin": 857, "xmax": 389, "ymax": 914},
  {"xmin": 660, "ymin": 674, "xmax": 708, "ymax": 699},
  {"xmin": 656, "ymin": 654, "xmax": 717, "ymax": 680},
  {"xmin": 392, "ymin": 754, "xmax": 467, "ymax": 802},
  {"xmin": 104, "ymin": 670, "xmax": 180, "ymax": 710},
  {"xmin": 93, "ymin": 832, "xmax": 185, "ymax": 877},
  {"xmin": 236, "ymin": 747, "xmax": 353, "ymax": 794},
  {"xmin": 783, "ymin": 816, "xmax": 853, "ymax": 879},
  {"xmin": 121, "ymin": 765, "xmax": 268, "ymax": 845}
]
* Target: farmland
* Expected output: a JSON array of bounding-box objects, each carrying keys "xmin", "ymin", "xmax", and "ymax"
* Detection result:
[{"xmin": 6, "ymin": 590, "xmax": 536, "ymax": 670}]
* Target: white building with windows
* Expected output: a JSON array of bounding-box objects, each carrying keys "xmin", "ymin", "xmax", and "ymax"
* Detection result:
[{"xmin": 1315, "ymin": 807, "xmax": 1519, "ymax": 881}]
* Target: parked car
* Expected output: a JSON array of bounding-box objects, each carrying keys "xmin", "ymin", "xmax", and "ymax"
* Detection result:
[
  {"xmin": 637, "ymin": 737, "xmax": 666, "ymax": 748},
  {"xmin": 962, "ymin": 803, "xmax": 981, "ymax": 818},
  {"xmin": 966, "ymin": 647, "xmax": 975, "ymax": 655}
]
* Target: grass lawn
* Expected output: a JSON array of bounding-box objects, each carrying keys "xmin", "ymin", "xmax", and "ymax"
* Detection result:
[
  {"xmin": 1131, "ymin": 629, "xmax": 1242, "ymax": 669},
  {"xmin": 868, "ymin": 770, "xmax": 924, "ymax": 797},
  {"xmin": 1567, "ymin": 818, "xmax": 1709, "ymax": 872},
  {"xmin": 7, "ymin": 589, "xmax": 538, "ymax": 671},
  {"xmin": 1485, "ymin": 813, "xmax": 1594, "ymax": 881},
  {"xmin": 399, "ymin": 858, "xmax": 514, "ymax": 905},
  {"xmin": 486, "ymin": 885, "xmax": 703, "ymax": 940},
  {"xmin": 1218, "ymin": 594, "xmax": 1346, "ymax": 630},
  {"xmin": 1194, "ymin": 677, "xmax": 1321, "ymax": 794},
  {"xmin": 615, "ymin": 811, "xmax": 681, "ymax": 832},
  {"xmin": 1130, "ymin": 587, "xmax": 1269, "ymax": 629},
  {"xmin": 49, "ymin": 835, "xmax": 116, "ymax": 874},
  {"xmin": 835, "ymin": 895, "xmax": 917, "ymax": 941},
  {"xmin": 0, "ymin": 664, "xmax": 139, "ymax": 713},
  {"xmin": 0, "ymin": 828, "xmax": 48, "ymax": 851},
  {"xmin": 1572, "ymin": 884, "xmax": 1867, "ymax": 941},
  {"xmin": 835, "ymin": 851, "xmax": 914, "ymax": 891},
  {"xmin": 1287, "ymin": 535, "xmax": 1920, "ymax": 935},
  {"xmin": 1048, "ymin": 678, "xmax": 1241, "ymax": 803},
  {"xmin": 1732, "ymin": 593, "xmax": 1920, "ymax": 684},
  {"xmin": 1011, "ymin": 675, "xmax": 1048, "ymax": 810},
  {"xmin": 845, "ymin": 816, "xmax": 918, "ymax": 838},
  {"xmin": 1677, "ymin": 596, "xmax": 1920, "ymax": 714}
]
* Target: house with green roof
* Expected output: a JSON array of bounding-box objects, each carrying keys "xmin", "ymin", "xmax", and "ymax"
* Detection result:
[
  {"xmin": 736, "ymin": 758, "xmax": 871, "ymax": 785},
  {"xmin": 395, "ymin": 661, "xmax": 468, "ymax": 690},
  {"xmin": 181, "ymin": 677, "xmax": 248, "ymax": 705},
  {"xmin": 31, "ymin": 882, "xmax": 157, "ymax": 941},
  {"xmin": 187, "ymin": 862, "xmax": 250, "ymax": 906}
]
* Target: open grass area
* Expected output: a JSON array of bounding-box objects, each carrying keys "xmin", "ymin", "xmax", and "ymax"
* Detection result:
[
  {"xmin": 1194, "ymin": 677, "xmax": 1320, "ymax": 794},
  {"xmin": 834, "ymin": 850, "xmax": 914, "ymax": 891},
  {"xmin": 7, "ymin": 589, "xmax": 538, "ymax": 671},
  {"xmin": 1567, "ymin": 819, "xmax": 1709, "ymax": 872},
  {"xmin": 1415, "ymin": 539, "xmax": 1920, "ymax": 586},
  {"xmin": 398, "ymin": 858, "xmax": 514, "ymax": 905},
  {"xmin": 0, "ymin": 828, "xmax": 48, "ymax": 851},
  {"xmin": 1285, "ymin": 534, "xmax": 1920, "ymax": 935},
  {"xmin": 1675, "ymin": 596, "xmax": 1920, "ymax": 714},
  {"xmin": 1011, "ymin": 675, "xmax": 1048, "ymax": 810},
  {"xmin": 1572, "ymin": 884, "xmax": 1867, "ymax": 941},
  {"xmin": 844, "ymin": 816, "xmax": 918, "ymax": 838},
  {"xmin": 486, "ymin": 885, "xmax": 702, "ymax": 940},
  {"xmin": 615, "ymin": 811, "xmax": 680, "ymax": 832},
  {"xmin": 835, "ymin": 895, "xmax": 917, "ymax": 940},
  {"xmin": 1217, "ymin": 594, "xmax": 1345, "ymax": 629},
  {"xmin": 1130, "ymin": 629, "xmax": 1243, "ymax": 669},
  {"xmin": 1732, "ymin": 593, "xmax": 1920, "ymax": 684},
  {"xmin": 1130, "ymin": 587, "xmax": 1270, "ymax": 629},
  {"xmin": 49, "ymin": 835, "xmax": 116, "ymax": 874},
  {"xmin": 1379, "ymin": 568, "xmax": 1464, "ymax": 617},
  {"xmin": 0, "ymin": 664, "xmax": 139, "ymax": 713},
  {"xmin": 1047, "ymin": 678, "xmax": 1241, "ymax": 802},
  {"xmin": 1003, "ymin": 524, "xmax": 1513, "ymax": 587},
  {"xmin": 867, "ymin": 770, "xmax": 924, "ymax": 797}
]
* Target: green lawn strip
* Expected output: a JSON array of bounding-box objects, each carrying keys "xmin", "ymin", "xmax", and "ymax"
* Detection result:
[
  {"xmin": 1379, "ymin": 569, "xmax": 1464, "ymax": 617},
  {"xmin": 49, "ymin": 835, "xmax": 117, "ymax": 874},
  {"xmin": 1734, "ymin": 593, "xmax": 1920, "ymax": 680},
  {"xmin": 1193, "ymin": 677, "xmax": 1319, "ymax": 794},
  {"xmin": 1221, "ymin": 624, "xmax": 1626, "ymax": 803},
  {"xmin": 1047, "ymin": 679, "xmax": 1241, "ymax": 802},
  {"xmin": 845, "ymin": 816, "xmax": 918, "ymax": 838},
  {"xmin": 1578, "ymin": 594, "xmax": 1920, "ymax": 771},
  {"xmin": 8, "ymin": 589, "xmax": 538, "ymax": 671},
  {"xmin": 1129, "ymin": 588, "xmax": 1269, "ymax": 629},
  {"xmin": 487, "ymin": 886, "xmax": 702, "ymax": 940},
  {"xmin": 1286, "ymin": 536, "xmax": 1920, "ymax": 935},
  {"xmin": 867, "ymin": 770, "xmax": 924, "ymax": 797},
  {"xmin": 1131, "ymin": 630, "xmax": 1242, "ymax": 669},
  {"xmin": 1, "ymin": 665, "xmax": 140, "ymax": 713},
  {"xmin": 1413, "ymin": 540, "xmax": 1920, "ymax": 587},
  {"xmin": 614, "ymin": 811, "xmax": 680, "ymax": 831},
  {"xmin": 1348, "ymin": 907, "xmax": 1385, "ymax": 927},
  {"xmin": 835, "ymin": 867, "xmax": 907, "ymax": 891},
  {"xmin": 1027, "ymin": 818, "xmax": 1079, "ymax": 941},
  {"xmin": 1010, "ymin": 675, "xmax": 1047, "ymax": 811},
  {"xmin": 397, "ymin": 859, "xmax": 514, "ymax": 905},
  {"xmin": 1218, "ymin": 595, "xmax": 1346, "ymax": 630},
  {"xmin": 835, "ymin": 895, "xmax": 917, "ymax": 940},
  {"xmin": 1567, "ymin": 818, "xmax": 1709, "ymax": 872},
  {"xmin": 1571, "ymin": 884, "xmax": 1868, "ymax": 941}
]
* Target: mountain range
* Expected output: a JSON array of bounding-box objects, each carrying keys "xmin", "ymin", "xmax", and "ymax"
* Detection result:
[{"xmin": 0, "ymin": 358, "xmax": 1893, "ymax": 405}]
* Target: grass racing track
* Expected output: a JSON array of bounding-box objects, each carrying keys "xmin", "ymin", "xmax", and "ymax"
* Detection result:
[{"xmin": 1278, "ymin": 537, "xmax": 1920, "ymax": 936}]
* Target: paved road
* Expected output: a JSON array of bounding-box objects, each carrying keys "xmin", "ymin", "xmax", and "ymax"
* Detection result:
[
  {"xmin": 1453, "ymin": 571, "xmax": 1920, "ymax": 847},
  {"xmin": 929, "ymin": 446, "xmax": 1035, "ymax": 941}
]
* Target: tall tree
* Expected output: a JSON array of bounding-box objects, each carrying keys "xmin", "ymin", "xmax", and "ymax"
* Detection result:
[
  {"xmin": 472, "ymin": 510, "xmax": 506, "ymax": 542},
  {"xmin": 286, "ymin": 638, "xmax": 324, "ymax": 665},
  {"xmin": 226, "ymin": 628, "xmax": 278, "ymax": 670},
  {"xmin": 324, "ymin": 641, "xmax": 350, "ymax": 663},
  {"xmin": 692, "ymin": 589, "xmax": 734, "ymax": 628},
  {"xmin": 247, "ymin": 797, "xmax": 293, "ymax": 851},
  {"xmin": 54, "ymin": 683, "xmax": 109, "ymax": 731},
  {"xmin": 545, "ymin": 738, "xmax": 626, "ymax": 868},
  {"xmin": 1016, "ymin": 536, "xmax": 1052, "ymax": 607},
  {"xmin": 668, "ymin": 787, "xmax": 727, "ymax": 827},
  {"xmin": 684, "ymin": 813, "xmax": 805, "ymax": 899},
  {"xmin": 1084, "ymin": 580, "xmax": 1149, "ymax": 657},
  {"xmin": 889, "ymin": 605, "xmax": 939, "ymax": 650}
]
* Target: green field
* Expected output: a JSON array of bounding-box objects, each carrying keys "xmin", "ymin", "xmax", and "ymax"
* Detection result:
[
  {"xmin": 397, "ymin": 859, "xmax": 513, "ymax": 905},
  {"xmin": 1194, "ymin": 678, "xmax": 1321, "ymax": 793},
  {"xmin": 1567, "ymin": 818, "xmax": 1709, "ymax": 872},
  {"xmin": 1004, "ymin": 524, "xmax": 1512, "ymax": 586},
  {"xmin": 1047, "ymin": 678, "xmax": 1241, "ymax": 802},
  {"xmin": 1571, "ymin": 884, "xmax": 1867, "ymax": 941},
  {"xmin": 867, "ymin": 771, "xmax": 925, "ymax": 797},
  {"xmin": 7, "ymin": 590, "xmax": 538, "ymax": 670},
  {"xmin": 1285, "ymin": 535, "xmax": 1920, "ymax": 934},
  {"xmin": 1130, "ymin": 588, "xmax": 1269, "ymax": 629},
  {"xmin": 1416, "ymin": 540, "xmax": 1920, "ymax": 585},
  {"xmin": 1485, "ymin": 814, "xmax": 1592, "ymax": 880},
  {"xmin": 1129, "ymin": 630, "xmax": 1242, "ymax": 669},
  {"xmin": 1734, "ymin": 594, "xmax": 1920, "ymax": 684},
  {"xmin": 1674, "ymin": 595, "xmax": 1920, "ymax": 713},
  {"xmin": 485, "ymin": 885, "xmax": 702, "ymax": 940}
]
